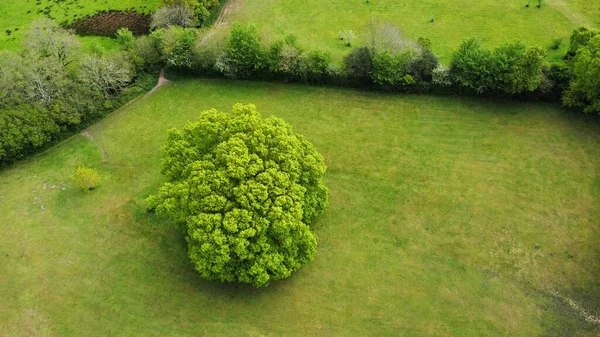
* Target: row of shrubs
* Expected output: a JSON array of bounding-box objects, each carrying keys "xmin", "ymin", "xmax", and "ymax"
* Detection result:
[
  {"xmin": 0, "ymin": 19, "xmax": 155, "ymax": 167},
  {"xmin": 124, "ymin": 21, "xmax": 598, "ymax": 112}
]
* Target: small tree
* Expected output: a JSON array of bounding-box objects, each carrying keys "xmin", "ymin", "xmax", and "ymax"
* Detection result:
[
  {"xmin": 24, "ymin": 19, "xmax": 80, "ymax": 67},
  {"xmin": 563, "ymin": 35, "xmax": 600, "ymax": 114},
  {"xmin": 147, "ymin": 104, "xmax": 329, "ymax": 287},
  {"xmin": 217, "ymin": 23, "xmax": 265, "ymax": 78},
  {"xmin": 494, "ymin": 42, "xmax": 546, "ymax": 94},
  {"xmin": 567, "ymin": 26, "xmax": 598, "ymax": 58},
  {"xmin": 116, "ymin": 28, "xmax": 136, "ymax": 50},
  {"xmin": 72, "ymin": 166, "xmax": 101, "ymax": 190},
  {"xmin": 151, "ymin": 5, "xmax": 196, "ymax": 29}
]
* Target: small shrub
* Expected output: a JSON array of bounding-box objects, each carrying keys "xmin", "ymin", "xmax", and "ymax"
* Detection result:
[
  {"xmin": 132, "ymin": 35, "xmax": 163, "ymax": 71},
  {"xmin": 116, "ymin": 28, "xmax": 135, "ymax": 50},
  {"xmin": 304, "ymin": 50, "xmax": 332, "ymax": 83},
  {"xmin": 550, "ymin": 38, "xmax": 562, "ymax": 50},
  {"xmin": 72, "ymin": 166, "xmax": 101, "ymax": 190},
  {"xmin": 343, "ymin": 47, "xmax": 373, "ymax": 85}
]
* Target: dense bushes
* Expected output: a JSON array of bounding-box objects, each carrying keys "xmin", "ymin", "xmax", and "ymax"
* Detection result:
[
  {"xmin": 450, "ymin": 39, "xmax": 546, "ymax": 95},
  {"xmin": 563, "ymin": 35, "xmax": 600, "ymax": 113},
  {"xmin": 4, "ymin": 20, "xmax": 599, "ymax": 166},
  {"xmin": 141, "ymin": 22, "xmax": 599, "ymax": 115},
  {"xmin": 0, "ymin": 20, "xmax": 146, "ymax": 166}
]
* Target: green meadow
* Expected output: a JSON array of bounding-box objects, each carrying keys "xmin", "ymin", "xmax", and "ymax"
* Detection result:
[
  {"xmin": 1, "ymin": 79, "xmax": 599, "ymax": 336},
  {"xmin": 0, "ymin": 0, "xmax": 160, "ymax": 51},
  {"xmin": 228, "ymin": 0, "xmax": 600, "ymax": 62}
]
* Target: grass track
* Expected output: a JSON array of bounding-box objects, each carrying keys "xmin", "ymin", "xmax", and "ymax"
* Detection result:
[{"xmin": 1, "ymin": 78, "xmax": 599, "ymax": 336}]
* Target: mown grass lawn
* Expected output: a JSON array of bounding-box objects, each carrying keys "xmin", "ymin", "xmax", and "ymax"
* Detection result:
[
  {"xmin": 1, "ymin": 78, "xmax": 599, "ymax": 336},
  {"xmin": 0, "ymin": 0, "xmax": 160, "ymax": 51},
  {"xmin": 228, "ymin": 0, "xmax": 600, "ymax": 62}
]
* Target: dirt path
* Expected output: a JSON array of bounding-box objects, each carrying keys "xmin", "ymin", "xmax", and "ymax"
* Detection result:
[
  {"xmin": 201, "ymin": 0, "xmax": 240, "ymax": 42},
  {"xmin": 145, "ymin": 68, "xmax": 170, "ymax": 97},
  {"xmin": 81, "ymin": 131, "xmax": 109, "ymax": 160},
  {"xmin": 544, "ymin": 0, "xmax": 593, "ymax": 27}
]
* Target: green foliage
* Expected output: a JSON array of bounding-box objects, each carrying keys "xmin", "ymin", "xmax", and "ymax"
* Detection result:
[
  {"xmin": 449, "ymin": 38, "xmax": 496, "ymax": 94},
  {"xmin": 567, "ymin": 26, "xmax": 598, "ymax": 58},
  {"xmin": 131, "ymin": 35, "xmax": 164, "ymax": 71},
  {"xmin": 371, "ymin": 50, "xmax": 414, "ymax": 87},
  {"xmin": 191, "ymin": 31, "xmax": 225, "ymax": 74},
  {"xmin": 0, "ymin": 105, "xmax": 60, "ymax": 164},
  {"xmin": 158, "ymin": 0, "xmax": 219, "ymax": 26},
  {"xmin": 147, "ymin": 103, "xmax": 329, "ymax": 287},
  {"xmin": 72, "ymin": 166, "xmax": 102, "ymax": 190},
  {"xmin": 266, "ymin": 35, "xmax": 303, "ymax": 80},
  {"xmin": 0, "ymin": 21, "xmax": 139, "ymax": 166},
  {"xmin": 563, "ymin": 35, "xmax": 600, "ymax": 113},
  {"xmin": 116, "ymin": 28, "xmax": 136, "ymax": 50},
  {"xmin": 304, "ymin": 50, "xmax": 332, "ymax": 83},
  {"xmin": 450, "ymin": 39, "xmax": 545, "ymax": 95},
  {"xmin": 151, "ymin": 4, "xmax": 196, "ymax": 29},
  {"xmin": 217, "ymin": 23, "xmax": 266, "ymax": 78},
  {"xmin": 494, "ymin": 42, "xmax": 546, "ymax": 94},
  {"xmin": 159, "ymin": 27, "xmax": 198, "ymax": 69},
  {"xmin": 343, "ymin": 47, "xmax": 373, "ymax": 85},
  {"xmin": 407, "ymin": 49, "xmax": 439, "ymax": 84}
]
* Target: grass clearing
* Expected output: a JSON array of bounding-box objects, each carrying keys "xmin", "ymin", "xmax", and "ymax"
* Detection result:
[
  {"xmin": 1, "ymin": 78, "xmax": 599, "ymax": 336},
  {"xmin": 0, "ymin": 0, "xmax": 159, "ymax": 51},
  {"xmin": 227, "ymin": 0, "xmax": 600, "ymax": 62}
]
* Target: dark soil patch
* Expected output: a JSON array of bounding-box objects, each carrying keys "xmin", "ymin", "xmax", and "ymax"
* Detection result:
[{"xmin": 69, "ymin": 11, "xmax": 151, "ymax": 37}]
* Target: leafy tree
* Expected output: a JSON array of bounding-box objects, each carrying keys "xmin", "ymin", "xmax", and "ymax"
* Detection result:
[
  {"xmin": 407, "ymin": 49, "xmax": 439, "ymax": 83},
  {"xmin": 267, "ymin": 35, "xmax": 303, "ymax": 80},
  {"xmin": 563, "ymin": 35, "xmax": 600, "ymax": 113},
  {"xmin": 494, "ymin": 42, "xmax": 546, "ymax": 94},
  {"xmin": 343, "ymin": 47, "xmax": 373, "ymax": 85},
  {"xmin": 132, "ymin": 35, "xmax": 164, "ymax": 71},
  {"xmin": 116, "ymin": 28, "xmax": 136, "ymax": 50},
  {"xmin": 147, "ymin": 104, "xmax": 329, "ymax": 287},
  {"xmin": 72, "ymin": 166, "xmax": 101, "ymax": 190},
  {"xmin": 304, "ymin": 50, "xmax": 332, "ymax": 83},
  {"xmin": 159, "ymin": 0, "xmax": 219, "ymax": 26},
  {"xmin": 450, "ymin": 39, "xmax": 545, "ymax": 95},
  {"xmin": 78, "ymin": 54, "xmax": 133, "ymax": 99},
  {"xmin": 450, "ymin": 38, "xmax": 496, "ymax": 94},
  {"xmin": 0, "ymin": 105, "xmax": 60, "ymax": 165},
  {"xmin": 151, "ymin": 5, "xmax": 196, "ymax": 29},
  {"xmin": 217, "ymin": 23, "xmax": 265, "ymax": 78},
  {"xmin": 567, "ymin": 26, "xmax": 598, "ymax": 58},
  {"xmin": 371, "ymin": 50, "xmax": 414, "ymax": 87},
  {"xmin": 24, "ymin": 19, "xmax": 80, "ymax": 67},
  {"xmin": 159, "ymin": 27, "xmax": 198, "ymax": 69}
]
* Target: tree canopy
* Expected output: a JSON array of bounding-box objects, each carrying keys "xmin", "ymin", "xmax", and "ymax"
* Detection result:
[
  {"xmin": 147, "ymin": 104, "xmax": 329, "ymax": 287},
  {"xmin": 563, "ymin": 35, "xmax": 600, "ymax": 114}
]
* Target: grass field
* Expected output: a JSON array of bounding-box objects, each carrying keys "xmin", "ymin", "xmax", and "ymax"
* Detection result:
[
  {"xmin": 0, "ymin": 0, "xmax": 160, "ymax": 51},
  {"xmin": 1, "ymin": 78, "xmax": 599, "ymax": 336},
  {"xmin": 227, "ymin": 0, "xmax": 600, "ymax": 62}
]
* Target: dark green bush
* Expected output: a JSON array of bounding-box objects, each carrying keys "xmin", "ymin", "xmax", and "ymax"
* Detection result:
[{"xmin": 343, "ymin": 47, "xmax": 374, "ymax": 86}]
